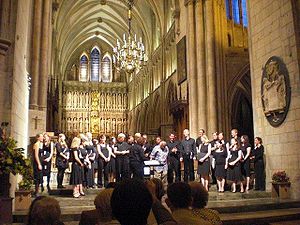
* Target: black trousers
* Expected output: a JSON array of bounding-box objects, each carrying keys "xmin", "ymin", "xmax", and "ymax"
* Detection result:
[
  {"xmin": 130, "ymin": 162, "xmax": 144, "ymax": 180},
  {"xmin": 97, "ymin": 158, "xmax": 103, "ymax": 186},
  {"xmin": 57, "ymin": 167, "xmax": 66, "ymax": 187},
  {"xmin": 85, "ymin": 163, "xmax": 95, "ymax": 187},
  {"xmin": 116, "ymin": 156, "xmax": 130, "ymax": 182},
  {"xmin": 167, "ymin": 157, "xmax": 181, "ymax": 184},
  {"xmin": 103, "ymin": 161, "xmax": 110, "ymax": 187},
  {"xmin": 255, "ymin": 160, "xmax": 265, "ymax": 190},
  {"xmin": 183, "ymin": 156, "xmax": 194, "ymax": 182}
]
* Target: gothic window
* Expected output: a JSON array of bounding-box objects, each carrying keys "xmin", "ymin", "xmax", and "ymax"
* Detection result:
[
  {"xmin": 241, "ymin": 0, "xmax": 248, "ymax": 27},
  {"xmin": 101, "ymin": 53, "xmax": 112, "ymax": 83},
  {"xmin": 90, "ymin": 47, "xmax": 101, "ymax": 81},
  {"xmin": 225, "ymin": 0, "xmax": 231, "ymax": 19},
  {"xmin": 79, "ymin": 54, "xmax": 89, "ymax": 82},
  {"xmin": 232, "ymin": 0, "xmax": 240, "ymax": 24}
]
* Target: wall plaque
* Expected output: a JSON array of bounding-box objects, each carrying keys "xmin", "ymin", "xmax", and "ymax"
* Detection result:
[{"xmin": 261, "ymin": 56, "xmax": 291, "ymax": 127}]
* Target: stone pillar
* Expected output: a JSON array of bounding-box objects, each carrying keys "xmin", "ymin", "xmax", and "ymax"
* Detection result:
[
  {"xmin": 185, "ymin": 0, "xmax": 198, "ymax": 137},
  {"xmin": 38, "ymin": 0, "xmax": 51, "ymax": 110},
  {"xmin": 195, "ymin": 0, "xmax": 207, "ymax": 132},
  {"xmin": 204, "ymin": 0, "xmax": 217, "ymax": 134},
  {"xmin": 30, "ymin": 0, "xmax": 42, "ymax": 109},
  {"xmin": 0, "ymin": 0, "xmax": 11, "ymax": 40}
]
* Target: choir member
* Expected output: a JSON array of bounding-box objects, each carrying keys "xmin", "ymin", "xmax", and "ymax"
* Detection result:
[
  {"xmin": 33, "ymin": 133, "xmax": 44, "ymax": 195},
  {"xmin": 240, "ymin": 135, "xmax": 252, "ymax": 192},
  {"xmin": 85, "ymin": 132, "xmax": 96, "ymax": 188},
  {"xmin": 98, "ymin": 135, "xmax": 112, "ymax": 187},
  {"xmin": 96, "ymin": 136, "xmax": 104, "ymax": 188},
  {"xmin": 180, "ymin": 129, "xmax": 196, "ymax": 182},
  {"xmin": 227, "ymin": 138, "xmax": 243, "ymax": 193},
  {"xmin": 197, "ymin": 135, "xmax": 211, "ymax": 191},
  {"xmin": 129, "ymin": 136, "xmax": 147, "ymax": 180},
  {"xmin": 167, "ymin": 133, "xmax": 181, "ymax": 183},
  {"xmin": 212, "ymin": 141, "xmax": 227, "ymax": 192},
  {"xmin": 196, "ymin": 129, "xmax": 206, "ymax": 148},
  {"xmin": 253, "ymin": 137, "xmax": 265, "ymax": 191},
  {"xmin": 114, "ymin": 133, "xmax": 130, "ymax": 182},
  {"xmin": 108, "ymin": 137, "xmax": 117, "ymax": 183},
  {"xmin": 231, "ymin": 128, "xmax": 241, "ymax": 145},
  {"xmin": 55, "ymin": 133, "xmax": 70, "ymax": 189},
  {"xmin": 218, "ymin": 132, "xmax": 230, "ymax": 155},
  {"xmin": 70, "ymin": 134, "xmax": 84, "ymax": 198},
  {"xmin": 41, "ymin": 133, "xmax": 54, "ymax": 192},
  {"xmin": 210, "ymin": 132, "xmax": 219, "ymax": 185}
]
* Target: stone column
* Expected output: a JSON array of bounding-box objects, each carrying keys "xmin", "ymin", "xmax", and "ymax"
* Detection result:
[
  {"xmin": 0, "ymin": 0, "xmax": 11, "ymax": 40},
  {"xmin": 195, "ymin": 0, "xmax": 207, "ymax": 132},
  {"xmin": 185, "ymin": 0, "xmax": 198, "ymax": 137},
  {"xmin": 30, "ymin": 0, "xmax": 42, "ymax": 109},
  {"xmin": 38, "ymin": 0, "xmax": 51, "ymax": 109},
  {"xmin": 205, "ymin": 0, "xmax": 217, "ymax": 134}
]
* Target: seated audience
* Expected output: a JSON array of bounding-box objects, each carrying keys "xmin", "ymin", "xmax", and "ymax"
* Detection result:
[
  {"xmin": 150, "ymin": 178, "xmax": 165, "ymax": 201},
  {"xmin": 27, "ymin": 196, "xmax": 63, "ymax": 225},
  {"xmin": 189, "ymin": 182, "xmax": 222, "ymax": 225},
  {"xmin": 166, "ymin": 182, "xmax": 212, "ymax": 225},
  {"xmin": 79, "ymin": 188, "xmax": 116, "ymax": 225}
]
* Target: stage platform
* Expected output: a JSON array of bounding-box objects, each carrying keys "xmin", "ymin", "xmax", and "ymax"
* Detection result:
[{"xmin": 13, "ymin": 187, "xmax": 300, "ymax": 225}]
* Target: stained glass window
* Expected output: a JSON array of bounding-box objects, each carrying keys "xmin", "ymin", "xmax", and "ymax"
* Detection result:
[
  {"xmin": 101, "ymin": 54, "xmax": 112, "ymax": 83},
  {"xmin": 225, "ymin": 0, "xmax": 231, "ymax": 19},
  {"xmin": 79, "ymin": 54, "xmax": 88, "ymax": 82},
  {"xmin": 90, "ymin": 47, "xmax": 100, "ymax": 81},
  {"xmin": 242, "ymin": 0, "xmax": 248, "ymax": 27},
  {"xmin": 232, "ymin": 0, "xmax": 240, "ymax": 24}
]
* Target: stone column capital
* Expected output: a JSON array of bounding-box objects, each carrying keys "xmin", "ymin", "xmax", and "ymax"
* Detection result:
[
  {"xmin": 184, "ymin": 0, "xmax": 195, "ymax": 6},
  {"xmin": 0, "ymin": 38, "xmax": 11, "ymax": 55}
]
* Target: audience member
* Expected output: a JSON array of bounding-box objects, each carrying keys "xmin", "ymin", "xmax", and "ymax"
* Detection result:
[{"xmin": 189, "ymin": 182, "xmax": 222, "ymax": 225}]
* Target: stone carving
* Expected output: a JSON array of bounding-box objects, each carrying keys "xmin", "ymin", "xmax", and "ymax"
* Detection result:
[{"xmin": 261, "ymin": 56, "xmax": 291, "ymax": 127}]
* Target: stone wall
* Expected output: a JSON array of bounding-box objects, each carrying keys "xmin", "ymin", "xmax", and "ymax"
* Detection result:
[{"xmin": 248, "ymin": 0, "xmax": 300, "ymax": 199}]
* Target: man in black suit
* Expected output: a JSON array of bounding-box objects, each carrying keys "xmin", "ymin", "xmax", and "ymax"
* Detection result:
[{"xmin": 167, "ymin": 133, "xmax": 181, "ymax": 184}]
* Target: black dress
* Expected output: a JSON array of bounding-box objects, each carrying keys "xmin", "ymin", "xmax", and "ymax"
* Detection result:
[
  {"xmin": 197, "ymin": 144, "xmax": 210, "ymax": 177},
  {"xmin": 241, "ymin": 143, "xmax": 251, "ymax": 177},
  {"xmin": 42, "ymin": 143, "xmax": 52, "ymax": 176},
  {"xmin": 109, "ymin": 144, "xmax": 116, "ymax": 174},
  {"xmin": 253, "ymin": 145, "xmax": 265, "ymax": 190},
  {"xmin": 227, "ymin": 149, "xmax": 242, "ymax": 182},
  {"xmin": 100, "ymin": 144, "xmax": 111, "ymax": 186},
  {"xmin": 70, "ymin": 148, "xmax": 84, "ymax": 185},
  {"xmin": 129, "ymin": 143, "xmax": 147, "ymax": 180},
  {"xmin": 33, "ymin": 142, "xmax": 43, "ymax": 185},
  {"xmin": 85, "ymin": 145, "xmax": 96, "ymax": 187},
  {"xmin": 213, "ymin": 150, "xmax": 227, "ymax": 179}
]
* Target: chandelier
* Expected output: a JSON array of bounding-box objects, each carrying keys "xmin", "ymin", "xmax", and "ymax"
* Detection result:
[{"xmin": 113, "ymin": 0, "xmax": 146, "ymax": 74}]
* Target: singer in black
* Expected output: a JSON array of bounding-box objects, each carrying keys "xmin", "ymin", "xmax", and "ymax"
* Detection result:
[
  {"xmin": 55, "ymin": 133, "xmax": 69, "ymax": 189},
  {"xmin": 179, "ymin": 129, "xmax": 196, "ymax": 182},
  {"xmin": 114, "ymin": 133, "xmax": 130, "ymax": 182},
  {"xmin": 167, "ymin": 133, "xmax": 181, "ymax": 184},
  {"xmin": 41, "ymin": 133, "xmax": 53, "ymax": 192},
  {"xmin": 252, "ymin": 137, "xmax": 265, "ymax": 191}
]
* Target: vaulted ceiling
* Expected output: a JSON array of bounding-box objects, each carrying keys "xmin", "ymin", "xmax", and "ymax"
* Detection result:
[{"xmin": 53, "ymin": 0, "xmax": 165, "ymax": 75}]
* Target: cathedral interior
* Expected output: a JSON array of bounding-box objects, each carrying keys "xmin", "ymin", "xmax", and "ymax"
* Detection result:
[{"xmin": 0, "ymin": 0, "xmax": 300, "ymax": 203}]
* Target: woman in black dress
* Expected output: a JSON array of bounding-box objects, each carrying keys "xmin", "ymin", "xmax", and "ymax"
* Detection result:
[
  {"xmin": 197, "ymin": 135, "xmax": 211, "ymax": 191},
  {"xmin": 42, "ymin": 133, "xmax": 54, "ymax": 192},
  {"xmin": 252, "ymin": 137, "xmax": 265, "ymax": 191},
  {"xmin": 33, "ymin": 133, "xmax": 44, "ymax": 195},
  {"xmin": 212, "ymin": 141, "xmax": 228, "ymax": 192},
  {"xmin": 85, "ymin": 132, "xmax": 96, "ymax": 188},
  {"xmin": 109, "ymin": 137, "xmax": 117, "ymax": 183},
  {"xmin": 227, "ymin": 138, "xmax": 243, "ymax": 193},
  {"xmin": 55, "ymin": 133, "xmax": 69, "ymax": 189},
  {"xmin": 241, "ymin": 135, "xmax": 252, "ymax": 192},
  {"xmin": 70, "ymin": 135, "xmax": 84, "ymax": 198},
  {"xmin": 129, "ymin": 136, "xmax": 147, "ymax": 180},
  {"xmin": 98, "ymin": 135, "xmax": 112, "ymax": 187}
]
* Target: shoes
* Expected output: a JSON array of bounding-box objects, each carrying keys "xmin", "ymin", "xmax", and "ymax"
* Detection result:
[
  {"xmin": 57, "ymin": 185, "xmax": 65, "ymax": 189},
  {"xmin": 73, "ymin": 193, "xmax": 80, "ymax": 198},
  {"xmin": 97, "ymin": 185, "xmax": 103, "ymax": 188},
  {"xmin": 80, "ymin": 192, "xmax": 85, "ymax": 196}
]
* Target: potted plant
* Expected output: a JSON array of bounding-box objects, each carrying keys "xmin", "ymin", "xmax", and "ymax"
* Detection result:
[{"xmin": 271, "ymin": 170, "xmax": 291, "ymax": 199}]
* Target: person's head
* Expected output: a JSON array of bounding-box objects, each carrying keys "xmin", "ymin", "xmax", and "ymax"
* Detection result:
[
  {"xmin": 241, "ymin": 135, "xmax": 249, "ymax": 145},
  {"xmin": 231, "ymin": 129, "xmax": 238, "ymax": 138},
  {"xmin": 230, "ymin": 138, "xmax": 239, "ymax": 149},
  {"xmin": 183, "ymin": 129, "xmax": 190, "ymax": 138},
  {"xmin": 169, "ymin": 133, "xmax": 175, "ymax": 141},
  {"xmin": 111, "ymin": 137, "xmax": 117, "ymax": 145},
  {"xmin": 150, "ymin": 178, "xmax": 165, "ymax": 201},
  {"xmin": 136, "ymin": 136, "xmax": 145, "ymax": 146},
  {"xmin": 86, "ymin": 132, "xmax": 93, "ymax": 142},
  {"xmin": 212, "ymin": 132, "xmax": 218, "ymax": 140},
  {"xmin": 127, "ymin": 135, "xmax": 134, "ymax": 144},
  {"xmin": 199, "ymin": 129, "xmax": 205, "ymax": 137},
  {"xmin": 58, "ymin": 133, "xmax": 66, "ymax": 142},
  {"xmin": 218, "ymin": 132, "xmax": 224, "ymax": 140},
  {"xmin": 80, "ymin": 133, "xmax": 88, "ymax": 144},
  {"xmin": 166, "ymin": 182, "xmax": 192, "ymax": 210},
  {"xmin": 201, "ymin": 135, "xmax": 210, "ymax": 144},
  {"xmin": 159, "ymin": 140, "xmax": 167, "ymax": 149},
  {"xmin": 43, "ymin": 133, "xmax": 50, "ymax": 143},
  {"xmin": 142, "ymin": 134, "xmax": 148, "ymax": 142},
  {"xmin": 134, "ymin": 133, "xmax": 141, "ymax": 141},
  {"xmin": 155, "ymin": 136, "xmax": 161, "ymax": 145},
  {"xmin": 99, "ymin": 134, "xmax": 106, "ymax": 144},
  {"xmin": 71, "ymin": 136, "xmax": 81, "ymax": 149},
  {"xmin": 94, "ymin": 188, "xmax": 114, "ymax": 220},
  {"xmin": 255, "ymin": 137, "xmax": 263, "ymax": 146},
  {"xmin": 118, "ymin": 133, "xmax": 126, "ymax": 142},
  {"xmin": 93, "ymin": 138, "xmax": 99, "ymax": 145},
  {"xmin": 111, "ymin": 179, "xmax": 153, "ymax": 225},
  {"xmin": 189, "ymin": 181, "xmax": 208, "ymax": 209},
  {"xmin": 27, "ymin": 196, "xmax": 46, "ymax": 225},
  {"xmin": 36, "ymin": 133, "xmax": 44, "ymax": 142},
  {"xmin": 28, "ymin": 196, "xmax": 61, "ymax": 225}
]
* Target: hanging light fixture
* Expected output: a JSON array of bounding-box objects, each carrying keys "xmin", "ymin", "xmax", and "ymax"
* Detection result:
[{"xmin": 113, "ymin": 0, "xmax": 146, "ymax": 74}]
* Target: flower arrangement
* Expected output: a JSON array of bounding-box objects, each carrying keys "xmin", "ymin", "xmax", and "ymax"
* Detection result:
[
  {"xmin": 272, "ymin": 170, "xmax": 290, "ymax": 183},
  {"xmin": 0, "ymin": 137, "xmax": 33, "ymax": 190}
]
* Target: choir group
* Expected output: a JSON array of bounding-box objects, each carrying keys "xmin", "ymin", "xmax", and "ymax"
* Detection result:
[{"xmin": 32, "ymin": 128, "xmax": 266, "ymax": 197}]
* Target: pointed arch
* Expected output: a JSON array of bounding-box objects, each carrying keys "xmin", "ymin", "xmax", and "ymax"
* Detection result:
[
  {"xmin": 101, "ymin": 52, "xmax": 113, "ymax": 83},
  {"xmin": 90, "ymin": 46, "xmax": 101, "ymax": 82},
  {"xmin": 79, "ymin": 52, "xmax": 89, "ymax": 82}
]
